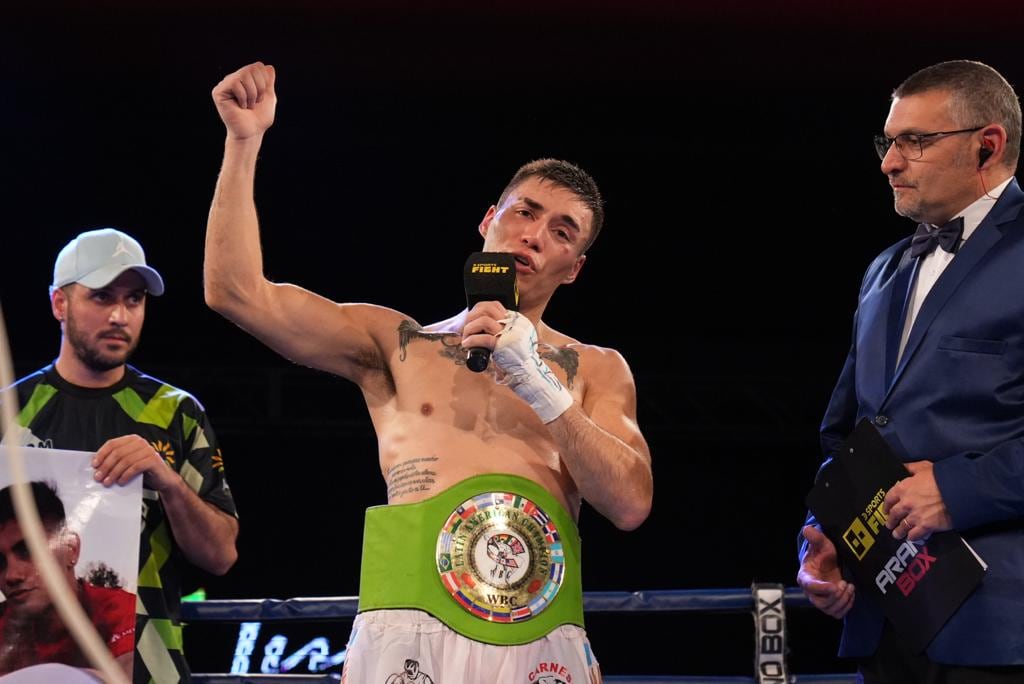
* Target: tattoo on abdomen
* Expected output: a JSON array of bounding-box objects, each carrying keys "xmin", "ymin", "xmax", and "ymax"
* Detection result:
[
  {"xmin": 540, "ymin": 345, "xmax": 579, "ymax": 389},
  {"xmin": 397, "ymin": 320, "xmax": 466, "ymax": 365},
  {"xmin": 386, "ymin": 456, "xmax": 440, "ymax": 499}
]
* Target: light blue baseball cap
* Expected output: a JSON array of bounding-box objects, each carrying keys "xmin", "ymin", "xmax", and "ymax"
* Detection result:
[{"xmin": 51, "ymin": 228, "xmax": 165, "ymax": 296}]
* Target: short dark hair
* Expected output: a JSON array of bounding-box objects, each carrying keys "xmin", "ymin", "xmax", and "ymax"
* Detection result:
[
  {"xmin": 894, "ymin": 60, "xmax": 1022, "ymax": 169},
  {"xmin": 0, "ymin": 481, "xmax": 66, "ymax": 530},
  {"xmin": 497, "ymin": 159, "xmax": 605, "ymax": 253}
]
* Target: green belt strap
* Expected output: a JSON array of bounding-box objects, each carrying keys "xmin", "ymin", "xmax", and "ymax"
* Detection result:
[{"xmin": 358, "ymin": 473, "xmax": 584, "ymax": 645}]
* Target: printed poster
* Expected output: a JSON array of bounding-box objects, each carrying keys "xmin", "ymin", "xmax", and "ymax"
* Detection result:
[{"xmin": 0, "ymin": 446, "xmax": 141, "ymax": 680}]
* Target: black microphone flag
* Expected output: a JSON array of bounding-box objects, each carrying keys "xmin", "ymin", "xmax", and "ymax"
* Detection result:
[{"xmin": 463, "ymin": 252, "xmax": 518, "ymax": 372}]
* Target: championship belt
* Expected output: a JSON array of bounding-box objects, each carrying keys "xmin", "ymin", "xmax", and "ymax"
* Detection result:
[{"xmin": 357, "ymin": 474, "xmax": 584, "ymax": 645}]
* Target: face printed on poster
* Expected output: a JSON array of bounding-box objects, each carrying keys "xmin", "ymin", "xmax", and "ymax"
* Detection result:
[{"xmin": 0, "ymin": 446, "xmax": 141, "ymax": 679}]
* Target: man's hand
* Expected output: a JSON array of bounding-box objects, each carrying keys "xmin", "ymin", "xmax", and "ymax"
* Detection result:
[
  {"xmin": 212, "ymin": 62, "xmax": 277, "ymax": 141},
  {"xmin": 92, "ymin": 434, "xmax": 177, "ymax": 492},
  {"xmin": 797, "ymin": 525, "xmax": 855, "ymax": 619},
  {"xmin": 884, "ymin": 460, "xmax": 953, "ymax": 541},
  {"xmin": 94, "ymin": 435, "xmax": 238, "ymax": 574},
  {"xmin": 460, "ymin": 300, "xmax": 506, "ymax": 353}
]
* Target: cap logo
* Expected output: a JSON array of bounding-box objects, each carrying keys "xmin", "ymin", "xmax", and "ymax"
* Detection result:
[{"xmin": 111, "ymin": 237, "xmax": 133, "ymax": 259}]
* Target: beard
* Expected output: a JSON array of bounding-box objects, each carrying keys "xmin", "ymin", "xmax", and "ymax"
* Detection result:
[{"xmin": 65, "ymin": 311, "xmax": 138, "ymax": 373}]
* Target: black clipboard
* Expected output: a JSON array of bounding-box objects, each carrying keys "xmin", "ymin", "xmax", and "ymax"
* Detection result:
[{"xmin": 806, "ymin": 419, "xmax": 986, "ymax": 653}]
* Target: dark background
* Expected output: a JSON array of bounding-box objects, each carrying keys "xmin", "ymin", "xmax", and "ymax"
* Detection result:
[{"xmin": 2, "ymin": 0, "xmax": 1023, "ymax": 677}]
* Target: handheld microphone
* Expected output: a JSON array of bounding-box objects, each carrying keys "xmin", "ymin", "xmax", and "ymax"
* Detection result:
[{"xmin": 463, "ymin": 252, "xmax": 518, "ymax": 372}]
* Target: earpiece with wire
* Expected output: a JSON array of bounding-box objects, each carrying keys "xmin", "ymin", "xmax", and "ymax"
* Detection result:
[
  {"xmin": 979, "ymin": 145, "xmax": 993, "ymax": 168},
  {"xmin": 976, "ymin": 143, "xmax": 1001, "ymax": 200}
]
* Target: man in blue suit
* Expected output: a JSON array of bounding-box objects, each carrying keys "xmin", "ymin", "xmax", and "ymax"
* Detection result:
[{"xmin": 798, "ymin": 60, "xmax": 1024, "ymax": 683}]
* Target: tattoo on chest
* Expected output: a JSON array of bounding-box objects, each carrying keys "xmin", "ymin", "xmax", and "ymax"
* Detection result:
[
  {"xmin": 386, "ymin": 456, "xmax": 440, "ymax": 500},
  {"xmin": 398, "ymin": 320, "xmax": 465, "ymax": 364},
  {"xmin": 539, "ymin": 345, "xmax": 579, "ymax": 389},
  {"xmin": 397, "ymin": 320, "xmax": 580, "ymax": 386}
]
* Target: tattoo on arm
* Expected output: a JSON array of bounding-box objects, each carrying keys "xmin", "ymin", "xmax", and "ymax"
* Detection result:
[
  {"xmin": 540, "ymin": 345, "xmax": 579, "ymax": 389},
  {"xmin": 386, "ymin": 455, "xmax": 440, "ymax": 500},
  {"xmin": 397, "ymin": 320, "xmax": 466, "ymax": 365}
]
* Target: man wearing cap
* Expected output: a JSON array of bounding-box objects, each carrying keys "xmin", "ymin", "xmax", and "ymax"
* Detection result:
[{"xmin": 2, "ymin": 228, "xmax": 238, "ymax": 683}]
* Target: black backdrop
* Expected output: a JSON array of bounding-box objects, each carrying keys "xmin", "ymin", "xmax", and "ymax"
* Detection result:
[{"xmin": 3, "ymin": 0, "xmax": 1023, "ymax": 677}]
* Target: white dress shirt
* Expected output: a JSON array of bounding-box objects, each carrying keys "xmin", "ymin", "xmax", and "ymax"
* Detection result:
[{"xmin": 898, "ymin": 177, "xmax": 1013, "ymax": 363}]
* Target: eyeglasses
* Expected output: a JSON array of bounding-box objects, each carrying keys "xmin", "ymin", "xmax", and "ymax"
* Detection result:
[{"xmin": 873, "ymin": 127, "xmax": 983, "ymax": 161}]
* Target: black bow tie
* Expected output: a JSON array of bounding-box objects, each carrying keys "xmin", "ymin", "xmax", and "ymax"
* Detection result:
[{"xmin": 909, "ymin": 217, "xmax": 964, "ymax": 259}]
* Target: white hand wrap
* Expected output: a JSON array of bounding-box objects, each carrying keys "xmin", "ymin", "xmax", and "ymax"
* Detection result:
[{"xmin": 492, "ymin": 312, "xmax": 573, "ymax": 423}]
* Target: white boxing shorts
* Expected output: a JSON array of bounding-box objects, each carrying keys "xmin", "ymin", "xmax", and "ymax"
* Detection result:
[{"xmin": 342, "ymin": 609, "xmax": 602, "ymax": 684}]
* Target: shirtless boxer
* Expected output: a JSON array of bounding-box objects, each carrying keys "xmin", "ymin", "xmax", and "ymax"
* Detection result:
[{"xmin": 204, "ymin": 61, "xmax": 653, "ymax": 684}]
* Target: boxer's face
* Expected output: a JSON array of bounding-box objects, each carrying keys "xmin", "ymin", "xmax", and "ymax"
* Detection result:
[{"xmin": 478, "ymin": 177, "xmax": 590, "ymax": 301}]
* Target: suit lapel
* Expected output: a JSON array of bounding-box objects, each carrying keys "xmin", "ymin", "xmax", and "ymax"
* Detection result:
[
  {"xmin": 884, "ymin": 249, "xmax": 918, "ymax": 386},
  {"xmin": 885, "ymin": 180, "xmax": 1024, "ymax": 398}
]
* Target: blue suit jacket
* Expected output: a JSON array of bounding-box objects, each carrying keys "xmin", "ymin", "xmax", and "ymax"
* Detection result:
[{"xmin": 810, "ymin": 178, "xmax": 1024, "ymax": 665}]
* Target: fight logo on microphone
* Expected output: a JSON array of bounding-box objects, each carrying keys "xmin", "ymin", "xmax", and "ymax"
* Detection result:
[{"xmin": 471, "ymin": 263, "xmax": 512, "ymax": 274}]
